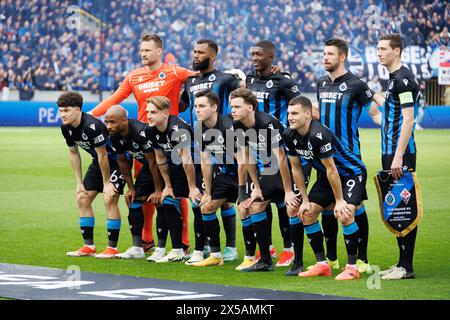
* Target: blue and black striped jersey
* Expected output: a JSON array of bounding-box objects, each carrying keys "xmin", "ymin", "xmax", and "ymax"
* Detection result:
[
  {"xmin": 246, "ymin": 71, "xmax": 301, "ymax": 126},
  {"xmin": 317, "ymin": 71, "xmax": 373, "ymax": 157},
  {"xmin": 61, "ymin": 112, "xmax": 117, "ymax": 161},
  {"xmin": 181, "ymin": 70, "xmax": 240, "ymax": 128},
  {"xmin": 284, "ymin": 120, "xmax": 366, "ymax": 177},
  {"xmin": 382, "ymin": 66, "xmax": 419, "ymax": 156},
  {"xmin": 110, "ymin": 119, "xmax": 153, "ymax": 165}
]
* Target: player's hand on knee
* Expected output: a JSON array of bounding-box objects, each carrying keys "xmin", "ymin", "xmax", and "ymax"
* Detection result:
[
  {"xmin": 298, "ymin": 200, "xmax": 312, "ymax": 220},
  {"xmin": 124, "ymin": 189, "xmax": 135, "ymax": 207},
  {"xmin": 285, "ymin": 191, "xmax": 301, "ymax": 209},
  {"xmin": 103, "ymin": 182, "xmax": 117, "ymax": 200},
  {"xmin": 161, "ymin": 186, "xmax": 175, "ymax": 201},
  {"xmin": 334, "ymin": 199, "xmax": 349, "ymax": 220},
  {"xmin": 147, "ymin": 190, "xmax": 162, "ymax": 206},
  {"xmin": 200, "ymin": 193, "xmax": 211, "ymax": 207},
  {"xmin": 189, "ymin": 187, "xmax": 202, "ymax": 206},
  {"xmin": 245, "ymin": 187, "xmax": 263, "ymax": 208},
  {"xmin": 76, "ymin": 183, "xmax": 88, "ymax": 196}
]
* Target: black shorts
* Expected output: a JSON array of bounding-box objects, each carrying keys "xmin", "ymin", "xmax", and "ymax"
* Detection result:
[
  {"xmin": 211, "ymin": 169, "xmax": 238, "ymax": 203},
  {"xmin": 83, "ymin": 159, "xmax": 126, "ymax": 194},
  {"xmin": 134, "ymin": 164, "xmax": 155, "ymax": 199},
  {"xmin": 168, "ymin": 164, "xmax": 203, "ymax": 198},
  {"xmin": 245, "ymin": 171, "xmax": 284, "ymax": 203},
  {"xmin": 382, "ymin": 153, "xmax": 416, "ymax": 172},
  {"xmin": 308, "ymin": 171, "xmax": 367, "ymax": 208},
  {"xmin": 290, "ymin": 161, "xmax": 313, "ymax": 197}
]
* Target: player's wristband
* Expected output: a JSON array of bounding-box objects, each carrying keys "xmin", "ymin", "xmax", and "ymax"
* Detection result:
[{"xmin": 237, "ymin": 185, "xmax": 248, "ymax": 204}]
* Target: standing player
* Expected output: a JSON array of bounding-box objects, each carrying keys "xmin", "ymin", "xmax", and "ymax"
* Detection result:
[
  {"xmin": 285, "ymin": 96, "xmax": 367, "ymax": 280},
  {"xmin": 231, "ymin": 88, "xmax": 297, "ymax": 272},
  {"xmin": 245, "ymin": 40, "xmax": 307, "ymax": 267},
  {"xmin": 312, "ymin": 38, "xmax": 382, "ymax": 273},
  {"xmin": 179, "ymin": 39, "xmax": 242, "ymax": 262},
  {"xmin": 146, "ymin": 96, "xmax": 203, "ymax": 263},
  {"xmin": 377, "ymin": 34, "xmax": 419, "ymax": 280},
  {"xmin": 103, "ymin": 106, "xmax": 164, "ymax": 259},
  {"xmin": 190, "ymin": 90, "xmax": 239, "ymax": 266},
  {"xmin": 89, "ymin": 34, "xmax": 195, "ymax": 253},
  {"xmin": 58, "ymin": 92, "xmax": 125, "ymax": 259}
]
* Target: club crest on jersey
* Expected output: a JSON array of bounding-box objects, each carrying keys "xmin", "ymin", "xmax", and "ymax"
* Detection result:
[
  {"xmin": 208, "ymin": 74, "xmax": 216, "ymax": 82},
  {"xmin": 266, "ymin": 80, "xmax": 273, "ymax": 88},
  {"xmin": 308, "ymin": 140, "xmax": 312, "ymax": 150},
  {"xmin": 159, "ymin": 72, "xmax": 166, "ymax": 79},
  {"xmin": 139, "ymin": 130, "xmax": 146, "ymax": 137},
  {"xmin": 132, "ymin": 142, "xmax": 139, "ymax": 149},
  {"xmin": 339, "ymin": 82, "xmax": 347, "ymax": 91},
  {"xmin": 89, "ymin": 123, "xmax": 95, "ymax": 130},
  {"xmin": 82, "ymin": 132, "xmax": 88, "ymax": 140}
]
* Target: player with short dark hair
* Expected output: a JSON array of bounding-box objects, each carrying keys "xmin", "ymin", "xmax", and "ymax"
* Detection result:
[
  {"xmin": 146, "ymin": 96, "xmax": 203, "ymax": 263},
  {"xmin": 311, "ymin": 38, "xmax": 383, "ymax": 273},
  {"xmin": 189, "ymin": 89, "xmax": 240, "ymax": 266},
  {"xmin": 245, "ymin": 40, "xmax": 309, "ymax": 267},
  {"xmin": 285, "ymin": 96, "xmax": 367, "ymax": 280},
  {"xmin": 103, "ymin": 105, "xmax": 164, "ymax": 259},
  {"xmin": 58, "ymin": 91, "xmax": 125, "ymax": 259},
  {"xmin": 179, "ymin": 39, "xmax": 243, "ymax": 263},
  {"xmin": 377, "ymin": 34, "xmax": 419, "ymax": 280},
  {"xmin": 231, "ymin": 88, "xmax": 297, "ymax": 272}
]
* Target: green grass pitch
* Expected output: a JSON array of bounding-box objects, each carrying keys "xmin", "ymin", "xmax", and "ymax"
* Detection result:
[{"xmin": 0, "ymin": 127, "xmax": 449, "ymax": 300}]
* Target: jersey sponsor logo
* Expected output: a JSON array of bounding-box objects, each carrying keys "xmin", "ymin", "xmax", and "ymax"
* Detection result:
[
  {"xmin": 266, "ymin": 80, "xmax": 273, "ymax": 88},
  {"xmin": 315, "ymin": 132, "xmax": 322, "ymax": 140},
  {"xmin": 253, "ymin": 91, "xmax": 270, "ymax": 101},
  {"xmin": 319, "ymin": 142, "xmax": 331, "ymax": 153},
  {"xmin": 295, "ymin": 148, "xmax": 313, "ymax": 159},
  {"xmin": 339, "ymin": 82, "xmax": 347, "ymax": 91},
  {"xmin": 208, "ymin": 74, "xmax": 216, "ymax": 82},
  {"xmin": 94, "ymin": 134, "xmax": 105, "ymax": 144},
  {"xmin": 319, "ymin": 92, "xmax": 343, "ymax": 100},
  {"xmin": 138, "ymin": 80, "xmax": 166, "ymax": 93},
  {"xmin": 143, "ymin": 141, "xmax": 152, "ymax": 150},
  {"xmin": 190, "ymin": 82, "xmax": 214, "ymax": 93},
  {"xmin": 89, "ymin": 123, "xmax": 96, "ymax": 130},
  {"xmin": 82, "ymin": 132, "xmax": 88, "ymax": 140}
]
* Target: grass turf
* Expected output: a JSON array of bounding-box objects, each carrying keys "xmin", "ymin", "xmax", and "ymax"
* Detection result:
[{"xmin": 0, "ymin": 127, "xmax": 449, "ymax": 300}]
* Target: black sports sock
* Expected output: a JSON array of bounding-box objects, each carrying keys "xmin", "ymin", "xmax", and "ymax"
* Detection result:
[
  {"xmin": 203, "ymin": 212, "xmax": 221, "ymax": 253},
  {"xmin": 304, "ymin": 222, "xmax": 326, "ymax": 262},
  {"xmin": 276, "ymin": 203, "xmax": 291, "ymax": 248},
  {"xmin": 163, "ymin": 201, "xmax": 182, "ymax": 250},
  {"xmin": 266, "ymin": 204, "xmax": 273, "ymax": 245},
  {"xmin": 343, "ymin": 222, "xmax": 359, "ymax": 265},
  {"xmin": 221, "ymin": 206, "xmax": 236, "ymax": 247},
  {"xmin": 251, "ymin": 211, "xmax": 271, "ymax": 264},
  {"xmin": 397, "ymin": 227, "xmax": 418, "ymax": 272},
  {"xmin": 355, "ymin": 208, "xmax": 369, "ymax": 263},
  {"xmin": 128, "ymin": 201, "xmax": 144, "ymax": 247},
  {"xmin": 106, "ymin": 219, "xmax": 121, "ymax": 248},
  {"xmin": 321, "ymin": 212, "xmax": 338, "ymax": 261},
  {"xmin": 242, "ymin": 217, "xmax": 256, "ymax": 257},
  {"xmin": 192, "ymin": 206, "xmax": 206, "ymax": 251},
  {"xmin": 80, "ymin": 217, "xmax": 95, "ymax": 246},
  {"xmin": 289, "ymin": 216, "xmax": 304, "ymax": 265},
  {"xmin": 156, "ymin": 205, "xmax": 168, "ymax": 248}
]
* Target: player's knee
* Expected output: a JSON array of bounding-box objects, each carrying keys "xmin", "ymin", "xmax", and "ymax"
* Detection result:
[
  {"xmin": 249, "ymin": 202, "xmax": 266, "ymax": 215},
  {"xmin": 287, "ymin": 206, "xmax": 298, "ymax": 218},
  {"xmin": 200, "ymin": 202, "xmax": 217, "ymax": 214},
  {"xmin": 76, "ymin": 192, "xmax": 92, "ymax": 207},
  {"xmin": 103, "ymin": 193, "xmax": 119, "ymax": 207}
]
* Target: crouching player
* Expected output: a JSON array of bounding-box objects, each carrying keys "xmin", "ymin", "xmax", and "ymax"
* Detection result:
[
  {"xmin": 58, "ymin": 92, "xmax": 124, "ymax": 259},
  {"xmin": 104, "ymin": 105, "xmax": 164, "ymax": 259},
  {"xmin": 284, "ymin": 96, "xmax": 367, "ymax": 280}
]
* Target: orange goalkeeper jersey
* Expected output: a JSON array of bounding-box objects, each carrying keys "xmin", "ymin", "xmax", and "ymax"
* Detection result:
[{"xmin": 90, "ymin": 64, "xmax": 196, "ymax": 121}]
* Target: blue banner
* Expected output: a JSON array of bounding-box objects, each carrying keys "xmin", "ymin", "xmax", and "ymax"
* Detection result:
[{"xmin": 0, "ymin": 101, "xmax": 449, "ymax": 128}]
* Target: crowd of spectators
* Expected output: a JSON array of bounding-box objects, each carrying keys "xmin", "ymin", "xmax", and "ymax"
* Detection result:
[{"xmin": 0, "ymin": 0, "xmax": 449, "ymax": 100}]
